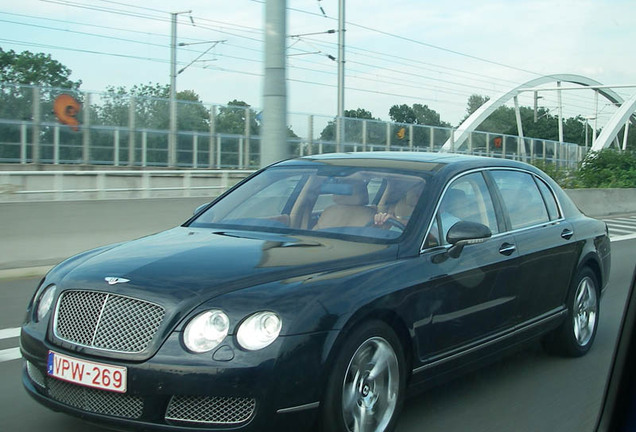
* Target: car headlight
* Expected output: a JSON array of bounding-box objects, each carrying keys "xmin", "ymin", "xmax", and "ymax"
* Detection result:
[
  {"xmin": 183, "ymin": 310, "xmax": 230, "ymax": 353},
  {"xmin": 36, "ymin": 284, "xmax": 57, "ymax": 322},
  {"xmin": 236, "ymin": 311, "xmax": 282, "ymax": 351}
]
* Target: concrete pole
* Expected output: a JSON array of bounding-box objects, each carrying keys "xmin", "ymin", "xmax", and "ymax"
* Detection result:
[
  {"xmin": 244, "ymin": 107, "xmax": 251, "ymax": 168},
  {"xmin": 128, "ymin": 97, "xmax": 136, "ymax": 166},
  {"xmin": 336, "ymin": 0, "xmax": 345, "ymax": 152},
  {"xmin": 168, "ymin": 10, "xmax": 191, "ymax": 168},
  {"xmin": 513, "ymin": 95, "xmax": 526, "ymax": 157},
  {"xmin": 32, "ymin": 87, "xmax": 40, "ymax": 165},
  {"xmin": 307, "ymin": 115, "xmax": 314, "ymax": 155},
  {"xmin": 557, "ymin": 81, "xmax": 564, "ymax": 143},
  {"xmin": 261, "ymin": 0, "xmax": 289, "ymax": 167},
  {"xmin": 82, "ymin": 92, "xmax": 91, "ymax": 165},
  {"xmin": 169, "ymin": 12, "xmax": 178, "ymax": 167},
  {"xmin": 593, "ymin": 90, "xmax": 599, "ymax": 147}
]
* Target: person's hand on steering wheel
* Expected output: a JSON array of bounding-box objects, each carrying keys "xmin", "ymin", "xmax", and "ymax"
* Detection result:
[{"xmin": 373, "ymin": 212, "xmax": 406, "ymax": 231}]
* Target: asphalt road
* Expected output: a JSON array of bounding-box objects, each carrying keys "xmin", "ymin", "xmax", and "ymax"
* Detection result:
[{"xmin": 0, "ymin": 238, "xmax": 634, "ymax": 432}]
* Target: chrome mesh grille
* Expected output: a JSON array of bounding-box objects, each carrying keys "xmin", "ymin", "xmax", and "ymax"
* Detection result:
[
  {"xmin": 55, "ymin": 290, "xmax": 165, "ymax": 353},
  {"xmin": 26, "ymin": 361, "xmax": 46, "ymax": 388},
  {"xmin": 56, "ymin": 291, "xmax": 105, "ymax": 346},
  {"xmin": 47, "ymin": 378, "xmax": 143, "ymax": 419},
  {"xmin": 165, "ymin": 395, "xmax": 256, "ymax": 425}
]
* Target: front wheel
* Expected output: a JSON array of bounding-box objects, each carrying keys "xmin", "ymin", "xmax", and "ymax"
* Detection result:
[
  {"xmin": 321, "ymin": 321, "xmax": 406, "ymax": 432},
  {"xmin": 544, "ymin": 267, "xmax": 599, "ymax": 357}
]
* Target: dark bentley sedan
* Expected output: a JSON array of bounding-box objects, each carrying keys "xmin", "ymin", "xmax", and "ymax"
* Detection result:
[{"xmin": 21, "ymin": 152, "xmax": 611, "ymax": 432}]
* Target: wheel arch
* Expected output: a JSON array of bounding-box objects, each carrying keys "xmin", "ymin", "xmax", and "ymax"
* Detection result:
[
  {"xmin": 577, "ymin": 252, "xmax": 604, "ymax": 295},
  {"xmin": 317, "ymin": 309, "xmax": 411, "ymax": 432},
  {"xmin": 319, "ymin": 307, "xmax": 415, "ymax": 399}
]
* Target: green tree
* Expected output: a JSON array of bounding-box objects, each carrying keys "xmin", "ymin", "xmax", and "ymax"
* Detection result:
[
  {"xmin": 0, "ymin": 48, "xmax": 82, "ymax": 161},
  {"xmin": 460, "ymin": 94, "xmax": 589, "ymax": 147},
  {"xmin": 319, "ymin": 108, "xmax": 381, "ymax": 143},
  {"xmin": 216, "ymin": 99, "xmax": 259, "ymax": 135},
  {"xmin": 90, "ymin": 83, "xmax": 211, "ymax": 165},
  {"xmin": 0, "ymin": 48, "xmax": 82, "ymax": 122},
  {"xmin": 95, "ymin": 83, "xmax": 209, "ymax": 131},
  {"xmin": 0, "ymin": 48, "xmax": 81, "ymax": 89},
  {"xmin": 386, "ymin": 104, "xmax": 450, "ymax": 148},
  {"xmin": 464, "ymin": 94, "xmax": 490, "ymax": 118},
  {"xmin": 576, "ymin": 149, "xmax": 636, "ymax": 188},
  {"xmin": 388, "ymin": 103, "xmax": 450, "ymax": 127}
]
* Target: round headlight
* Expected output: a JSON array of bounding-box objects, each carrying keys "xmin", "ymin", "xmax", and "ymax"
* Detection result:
[
  {"xmin": 237, "ymin": 312, "xmax": 282, "ymax": 351},
  {"xmin": 36, "ymin": 284, "xmax": 57, "ymax": 322},
  {"xmin": 183, "ymin": 310, "xmax": 230, "ymax": 353}
]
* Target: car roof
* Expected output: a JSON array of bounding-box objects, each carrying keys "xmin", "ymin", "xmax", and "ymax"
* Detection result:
[{"xmin": 275, "ymin": 151, "xmax": 537, "ymax": 174}]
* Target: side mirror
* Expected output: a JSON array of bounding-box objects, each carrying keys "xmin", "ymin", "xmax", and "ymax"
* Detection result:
[
  {"xmin": 193, "ymin": 203, "xmax": 209, "ymax": 215},
  {"xmin": 447, "ymin": 221, "xmax": 492, "ymax": 259}
]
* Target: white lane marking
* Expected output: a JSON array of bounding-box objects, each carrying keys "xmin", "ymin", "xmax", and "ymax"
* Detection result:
[
  {"xmin": 608, "ymin": 217, "xmax": 636, "ymax": 222},
  {"xmin": 0, "ymin": 347, "xmax": 21, "ymax": 362},
  {"xmin": 0, "ymin": 328, "xmax": 20, "ymax": 340},
  {"xmin": 612, "ymin": 233, "xmax": 636, "ymax": 243},
  {"xmin": 610, "ymin": 228, "xmax": 635, "ymax": 236},
  {"xmin": 606, "ymin": 222, "xmax": 636, "ymax": 230}
]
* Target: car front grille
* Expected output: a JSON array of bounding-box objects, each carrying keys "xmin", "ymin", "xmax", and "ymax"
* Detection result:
[
  {"xmin": 47, "ymin": 378, "xmax": 144, "ymax": 419},
  {"xmin": 54, "ymin": 290, "xmax": 165, "ymax": 353},
  {"xmin": 26, "ymin": 361, "xmax": 46, "ymax": 388},
  {"xmin": 165, "ymin": 395, "xmax": 256, "ymax": 426}
]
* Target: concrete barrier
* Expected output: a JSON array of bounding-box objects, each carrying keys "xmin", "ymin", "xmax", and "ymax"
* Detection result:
[
  {"xmin": 565, "ymin": 188, "xmax": 636, "ymax": 218},
  {"xmin": 0, "ymin": 189, "xmax": 633, "ymax": 272}
]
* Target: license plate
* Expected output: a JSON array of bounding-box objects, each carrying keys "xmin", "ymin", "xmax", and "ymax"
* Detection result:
[{"xmin": 47, "ymin": 351, "xmax": 127, "ymax": 393}]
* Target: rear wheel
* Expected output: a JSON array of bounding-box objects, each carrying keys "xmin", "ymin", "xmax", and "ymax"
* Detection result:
[
  {"xmin": 544, "ymin": 267, "xmax": 599, "ymax": 357},
  {"xmin": 321, "ymin": 321, "xmax": 406, "ymax": 432}
]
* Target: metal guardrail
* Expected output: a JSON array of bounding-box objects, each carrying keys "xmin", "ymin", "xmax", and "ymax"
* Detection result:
[
  {"xmin": 0, "ymin": 83, "xmax": 585, "ymax": 170},
  {"xmin": 0, "ymin": 170, "xmax": 255, "ymax": 202}
]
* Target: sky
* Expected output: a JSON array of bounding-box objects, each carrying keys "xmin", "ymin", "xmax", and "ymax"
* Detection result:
[{"xmin": 1, "ymin": 0, "xmax": 635, "ymax": 137}]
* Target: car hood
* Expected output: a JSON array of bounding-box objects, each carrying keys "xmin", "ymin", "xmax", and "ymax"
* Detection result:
[{"xmin": 56, "ymin": 226, "xmax": 394, "ymax": 304}]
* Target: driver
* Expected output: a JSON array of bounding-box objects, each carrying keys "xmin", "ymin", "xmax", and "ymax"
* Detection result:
[{"xmin": 374, "ymin": 183, "xmax": 425, "ymax": 228}]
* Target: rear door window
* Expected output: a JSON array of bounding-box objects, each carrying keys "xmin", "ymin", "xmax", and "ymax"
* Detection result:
[
  {"xmin": 491, "ymin": 170, "xmax": 550, "ymax": 230},
  {"xmin": 535, "ymin": 178, "xmax": 561, "ymax": 221}
]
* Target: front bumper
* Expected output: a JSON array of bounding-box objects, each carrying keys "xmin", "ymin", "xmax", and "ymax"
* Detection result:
[{"xmin": 21, "ymin": 327, "xmax": 332, "ymax": 431}]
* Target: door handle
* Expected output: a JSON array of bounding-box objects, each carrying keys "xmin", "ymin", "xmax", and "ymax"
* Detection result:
[
  {"xmin": 561, "ymin": 229, "xmax": 574, "ymax": 240},
  {"xmin": 499, "ymin": 243, "xmax": 516, "ymax": 256}
]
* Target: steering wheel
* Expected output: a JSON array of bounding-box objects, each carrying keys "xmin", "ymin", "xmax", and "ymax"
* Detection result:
[
  {"xmin": 366, "ymin": 217, "xmax": 406, "ymax": 231},
  {"xmin": 384, "ymin": 217, "xmax": 406, "ymax": 231}
]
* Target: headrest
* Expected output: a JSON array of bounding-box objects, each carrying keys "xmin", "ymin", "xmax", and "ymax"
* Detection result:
[
  {"xmin": 332, "ymin": 180, "xmax": 369, "ymax": 206},
  {"xmin": 393, "ymin": 183, "xmax": 424, "ymax": 219}
]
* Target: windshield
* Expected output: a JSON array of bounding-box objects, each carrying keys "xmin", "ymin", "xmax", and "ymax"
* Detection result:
[{"xmin": 189, "ymin": 165, "xmax": 428, "ymax": 241}]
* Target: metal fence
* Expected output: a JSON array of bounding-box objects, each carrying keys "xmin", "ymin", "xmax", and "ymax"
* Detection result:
[{"xmin": 0, "ymin": 82, "xmax": 584, "ymax": 169}]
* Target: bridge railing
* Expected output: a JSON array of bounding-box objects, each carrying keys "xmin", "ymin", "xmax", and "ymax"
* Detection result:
[
  {"xmin": 0, "ymin": 169, "xmax": 254, "ymax": 202},
  {"xmin": 0, "ymin": 82, "xmax": 584, "ymax": 169}
]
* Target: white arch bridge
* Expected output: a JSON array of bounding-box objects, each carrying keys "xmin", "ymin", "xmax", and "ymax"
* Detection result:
[{"xmin": 441, "ymin": 74, "xmax": 636, "ymax": 154}]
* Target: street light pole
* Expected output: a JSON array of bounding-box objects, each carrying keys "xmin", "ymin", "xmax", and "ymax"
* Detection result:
[
  {"xmin": 336, "ymin": 0, "xmax": 345, "ymax": 152},
  {"xmin": 169, "ymin": 10, "xmax": 191, "ymax": 168}
]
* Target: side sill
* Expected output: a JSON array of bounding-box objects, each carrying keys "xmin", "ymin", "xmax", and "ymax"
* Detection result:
[
  {"xmin": 412, "ymin": 308, "xmax": 566, "ymax": 374},
  {"xmin": 277, "ymin": 401, "xmax": 320, "ymax": 414}
]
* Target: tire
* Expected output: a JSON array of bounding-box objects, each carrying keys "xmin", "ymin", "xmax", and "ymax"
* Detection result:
[
  {"xmin": 543, "ymin": 267, "xmax": 600, "ymax": 357},
  {"xmin": 321, "ymin": 321, "xmax": 406, "ymax": 432}
]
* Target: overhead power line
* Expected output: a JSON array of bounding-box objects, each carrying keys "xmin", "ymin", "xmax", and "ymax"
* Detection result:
[
  {"xmin": 12, "ymin": 1, "xmax": 626, "ymax": 121},
  {"xmin": 0, "ymin": 37, "xmax": 170, "ymax": 64}
]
